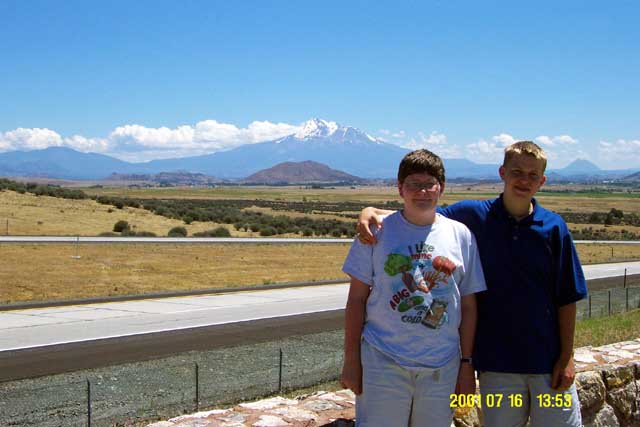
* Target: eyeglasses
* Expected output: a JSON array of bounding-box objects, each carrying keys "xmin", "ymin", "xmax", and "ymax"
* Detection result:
[{"xmin": 403, "ymin": 180, "xmax": 440, "ymax": 191}]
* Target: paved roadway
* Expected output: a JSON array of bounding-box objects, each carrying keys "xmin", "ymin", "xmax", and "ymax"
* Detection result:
[{"xmin": 0, "ymin": 261, "xmax": 639, "ymax": 382}]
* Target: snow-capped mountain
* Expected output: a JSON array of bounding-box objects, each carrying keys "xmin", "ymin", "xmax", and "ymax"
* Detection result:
[
  {"xmin": 293, "ymin": 118, "xmax": 340, "ymax": 139},
  {"xmin": 143, "ymin": 118, "xmax": 405, "ymax": 178},
  {"xmin": 2, "ymin": 118, "xmax": 636, "ymax": 181}
]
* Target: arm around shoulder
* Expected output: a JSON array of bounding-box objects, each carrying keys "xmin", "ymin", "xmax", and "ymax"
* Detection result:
[{"xmin": 356, "ymin": 207, "xmax": 395, "ymax": 245}]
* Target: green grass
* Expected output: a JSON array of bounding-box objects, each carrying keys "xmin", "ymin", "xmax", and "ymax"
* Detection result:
[{"xmin": 575, "ymin": 309, "xmax": 640, "ymax": 348}]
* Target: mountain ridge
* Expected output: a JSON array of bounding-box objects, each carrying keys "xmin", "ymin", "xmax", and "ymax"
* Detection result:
[{"xmin": 0, "ymin": 119, "xmax": 638, "ymax": 181}]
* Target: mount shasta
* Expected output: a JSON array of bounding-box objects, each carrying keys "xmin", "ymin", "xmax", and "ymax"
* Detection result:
[{"xmin": 0, "ymin": 119, "xmax": 637, "ymax": 182}]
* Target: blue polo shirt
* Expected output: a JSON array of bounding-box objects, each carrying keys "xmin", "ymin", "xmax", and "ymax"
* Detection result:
[{"xmin": 439, "ymin": 195, "xmax": 588, "ymax": 374}]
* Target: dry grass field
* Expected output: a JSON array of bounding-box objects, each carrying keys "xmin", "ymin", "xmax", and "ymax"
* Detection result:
[
  {"xmin": 1, "ymin": 185, "xmax": 639, "ymax": 304},
  {"xmin": 1, "ymin": 242, "xmax": 639, "ymax": 304},
  {"xmin": 0, "ymin": 243, "xmax": 351, "ymax": 303},
  {"xmin": 0, "ymin": 190, "xmax": 293, "ymax": 237}
]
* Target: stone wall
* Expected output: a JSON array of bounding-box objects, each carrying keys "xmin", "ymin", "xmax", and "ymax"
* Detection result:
[{"xmin": 454, "ymin": 339, "xmax": 640, "ymax": 427}]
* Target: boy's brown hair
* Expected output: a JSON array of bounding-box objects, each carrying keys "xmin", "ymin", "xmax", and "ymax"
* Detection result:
[
  {"xmin": 504, "ymin": 141, "xmax": 548, "ymax": 172},
  {"xmin": 397, "ymin": 149, "xmax": 446, "ymax": 184}
]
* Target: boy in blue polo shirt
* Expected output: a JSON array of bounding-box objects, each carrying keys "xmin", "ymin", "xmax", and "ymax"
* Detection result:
[
  {"xmin": 356, "ymin": 141, "xmax": 587, "ymax": 427},
  {"xmin": 341, "ymin": 149, "xmax": 487, "ymax": 427}
]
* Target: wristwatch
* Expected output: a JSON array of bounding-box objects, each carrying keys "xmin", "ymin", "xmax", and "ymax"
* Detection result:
[{"xmin": 460, "ymin": 357, "xmax": 473, "ymax": 364}]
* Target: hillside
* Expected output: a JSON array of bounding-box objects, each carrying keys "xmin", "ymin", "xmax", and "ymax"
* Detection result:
[
  {"xmin": 0, "ymin": 190, "xmax": 231, "ymax": 236},
  {"xmin": 107, "ymin": 171, "xmax": 221, "ymax": 186},
  {"xmin": 242, "ymin": 161, "xmax": 366, "ymax": 184}
]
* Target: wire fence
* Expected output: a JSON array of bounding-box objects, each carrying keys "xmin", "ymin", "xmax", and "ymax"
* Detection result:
[
  {"xmin": 576, "ymin": 285, "xmax": 640, "ymax": 320},
  {"xmin": 0, "ymin": 330, "xmax": 345, "ymax": 427}
]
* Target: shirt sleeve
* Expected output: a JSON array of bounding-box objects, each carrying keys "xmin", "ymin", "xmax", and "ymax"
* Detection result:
[
  {"xmin": 554, "ymin": 223, "xmax": 588, "ymax": 306},
  {"xmin": 458, "ymin": 226, "xmax": 487, "ymax": 296},
  {"xmin": 342, "ymin": 238, "xmax": 375, "ymax": 287}
]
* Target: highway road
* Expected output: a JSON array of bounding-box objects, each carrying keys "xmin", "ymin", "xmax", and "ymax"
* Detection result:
[{"xmin": 0, "ymin": 261, "xmax": 638, "ymax": 382}]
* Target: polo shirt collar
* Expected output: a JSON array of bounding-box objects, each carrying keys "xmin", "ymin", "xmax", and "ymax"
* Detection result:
[{"xmin": 494, "ymin": 193, "xmax": 544, "ymax": 226}]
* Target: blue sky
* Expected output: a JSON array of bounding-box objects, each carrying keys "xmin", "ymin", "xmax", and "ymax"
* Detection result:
[{"xmin": 1, "ymin": 0, "xmax": 638, "ymax": 169}]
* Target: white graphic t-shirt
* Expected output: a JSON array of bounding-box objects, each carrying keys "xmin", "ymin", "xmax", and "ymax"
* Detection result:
[{"xmin": 343, "ymin": 211, "xmax": 486, "ymax": 368}]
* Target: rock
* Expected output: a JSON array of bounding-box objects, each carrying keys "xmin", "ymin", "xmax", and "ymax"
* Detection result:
[
  {"xmin": 219, "ymin": 413, "xmax": 247, "ymax": 423},
  {"xmin": 304, "ymin": 399, "xmax": 344, "ymax": 412},
  {"xmin": 603, "ymin": 365, "xmax": 634, "ymax": 389},
  {"xmin": 270, "ymin": 406, "xmax": 318, "ymax": 421},
  {"xmin": 606, "ymin": 381, "xmax": 636, "ymax": 421},
  {"xmin": 171, "ymin": 420, "xmax": 212, "ymax": 427},
  {"xmin": 453, "ymin": 405, "xmax": 481, "ymax": 427},
  {"xmin": 582, "ymin": 402, "xmax": 620, "ymax": 427},
  {"xmin": 170, "ymin": 409, "xmax": 230, "ymax": 422},
  {"xmin": 240, "ymin": 397, "xmax": 298, "ymax": 410},
  {"xmin": 576, "ymin": 348, "xmax": 598, "ymax": 364},
  {"xmin": 577, "ymin": 371, "xmax": 606, "ymax": 411},
  {"xmin": 252, "ymin": 415, "xmax": 290, "ymax": 426},
  {"xmin": 339, "ymin": 390, "xmax": 356, "ymax": 400},
  {"xmin": 146, "ymin": 422, "xmax": 175, "ymax": 427},
  {"xmin": 619, "ymin": 343, "xmax": 640, "ymax": 352},
  {"xmin": 317, "ymin": 392, "xmax": 347, "ymax": 402}
]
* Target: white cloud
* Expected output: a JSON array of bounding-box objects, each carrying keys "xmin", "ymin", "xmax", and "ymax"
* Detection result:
[
  {"xmin": 110, "ymin": 124, "xmax": 196, "ymax": 150},
  {"xmin": 465, "ymin": 133, "xmax": 521, "ymax": 163},
  {"xmin": 107, "ymin": 120, "xmax": 300, "ymax": 157},
  {"xmin": 465, "ymin": 139, "xmax": 504, "ymax": 163},
  {"xmin": 535, "ymin": 135, "xmax": 578, "ymax": 146},
  {"xmin": 535, "ymin": 136, "xmax": 554, "ymax": 146},
  {"xmin": 492, "ymin": 133, "xmax": 517, "ymax": 146},
  {"xmin": 403, "ymin": 132, "xmax": 448, "ymax": 149},
  {"xmin": 0, "ymin": 119, "xmax": 301, "ymax": 162},
  {"xmin": 0, "ymin": 127, "xmax": 63, "ymax": 151},
  {"xmin": 598, "ymin": 139, "xmax": 640, "ymax": 166},
  {"xmin": 376, "ymin": 128, "xmax": 407, "ymax": 142},
  {"xmin": 63, "ymin": 135, "xmax": 110, "ymax": 153}
]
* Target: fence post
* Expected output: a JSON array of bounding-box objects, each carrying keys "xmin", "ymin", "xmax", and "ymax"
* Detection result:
[
  {"xmin": 626, "ymin": 287, "xmax": 629, "ymax": 312},
  {"xmin": 588, "ymin": 295, "xmax": 592, "ymax": 318},
  {"xmin": 278, "ymin": 348, "xmax": 283, "ymax": 392},
  {"xmin": 195, "ymin": 362, "xmax": 200, "ymax": 412},
  {"xmin": 87, "ymin": 379, "xmax": 92, "ymax": 427},
  {"xmin": 623, "ymin": 268, "xmax": 627, "ymax": 288},
  {"xmin": 608, "ymin": 290, "xmax": 612, "ymax": 316}
]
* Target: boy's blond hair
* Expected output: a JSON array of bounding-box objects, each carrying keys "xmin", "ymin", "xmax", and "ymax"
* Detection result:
[{"xmin": 504, "ymin": 141, "xmax": 547, "ymax": 172}]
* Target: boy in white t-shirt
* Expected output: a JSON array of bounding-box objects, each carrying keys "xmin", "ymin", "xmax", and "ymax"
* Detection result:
[{"xmin": 341, "ymin": 149, "xmax": 487, "ymax": 427}]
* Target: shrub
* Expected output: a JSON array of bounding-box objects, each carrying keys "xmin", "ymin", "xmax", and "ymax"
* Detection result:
[
  {"xmin": 193, "ymin": 227, "xmax": 231, "ymax": 237},
  {"xmin": 113, "ymin": 220, "xmax": 130, "ymax": 232},
  {"xmin": 98, "ymin": 231, "xmax": 118, "ymax": 237},
  {"xmin": 168, "ymin": 226, "xmax": 188, "ymax": 237},
  {"xmin": 259, "ymin": 226, "xmax": 277, "ymax": 236}
]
